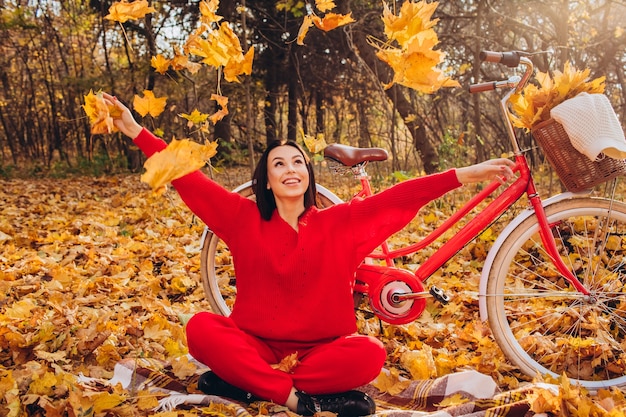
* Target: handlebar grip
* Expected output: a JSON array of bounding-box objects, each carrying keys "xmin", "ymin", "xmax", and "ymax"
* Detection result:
[
  {"xmin": 479, "ymin": 50, "xmax": 522, "ymax": 67},
  {"xmin": 468, "ymin": 81, "xmax": 497, "ymax": 93}
]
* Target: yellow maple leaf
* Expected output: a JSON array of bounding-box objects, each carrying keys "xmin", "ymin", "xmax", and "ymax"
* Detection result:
[
  {"xmin": 105, "ymin": 0, "xmax": 156, "ymax": 23},
  {"xmin": 92, "ymin": 392, "xmax": 126, "ymax": 413},
  {"xmin": 311, "ymin": 12, "xmax": 355, "ymax": 32},
  {"xmin": 140, "ymin": 138, "xmax": 218, "ymax": 195},
  {"xmin": 136, "ymin": 390, "xmax": 160, "ymax": 411},
  {"xmin": 401, "ymin": 348, "xmax": 436, "ymax": 380},
  {"xmin": 315, "ymin": 0, "xmax": 336, "ymax": 13},
  {"xmin": 180, "ymin": 109, "xmax": 210, "ymax": 126},
  {"xmin": 28, "ymin": 371, "xmax": 59, "ymax": 396},
  {"xmin": 224, "ymin": 47, "xmax": 254, "ymax": 82},
  {"xmin": 303, "ymin": 131, "xmax": 327, "ymax": 154},
  {"xmin": 171, "ymin": 355, "xmax": 198, "ymax": 379},
  {"xmin": 374, "ymin": 1, "xmax": 459, "ymax": 94},
  {"xmin": 199, "ymin": 0, "xmax": 223, "ymax": 25},
  {"xmin": 371, "ymin": 368, "xmax": 411, "ymax": 396},
  {"xmin": 133, "ymin": 90, "xmax": 167, "ymax": 118},
  {"xmin": 151, "ymin": 54, "xmax": 170, "ymax": 74},
  {"xmin": 82, "ymin": 90, "xmax": 123, "ymax": 134},
  {"xmin": 376, "ymin": 34, "xmax": 459, "ymax": 93},
  {"xmin": 382, "ymin": 1, "xmax": 439, "ymax": 45}
]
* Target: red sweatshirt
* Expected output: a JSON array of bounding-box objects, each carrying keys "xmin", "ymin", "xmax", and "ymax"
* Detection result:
[{"xmin": 134, "ymin": 129, "xmax": 461, "ymax": 342}]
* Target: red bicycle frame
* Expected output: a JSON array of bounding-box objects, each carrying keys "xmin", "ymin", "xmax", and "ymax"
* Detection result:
[{"xmin": 352, "ymin": 53, "xmax": 590, "ymax": 299}]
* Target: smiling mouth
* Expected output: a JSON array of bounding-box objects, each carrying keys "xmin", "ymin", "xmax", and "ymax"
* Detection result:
[{"xmin": 283, "ymin": 178, "xmax": 300, "ymax": 185}]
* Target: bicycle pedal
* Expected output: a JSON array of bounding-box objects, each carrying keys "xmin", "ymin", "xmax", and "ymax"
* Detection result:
[{"xmin": 429, "ymin": 286, "xmax": 450, "ymax": 304}]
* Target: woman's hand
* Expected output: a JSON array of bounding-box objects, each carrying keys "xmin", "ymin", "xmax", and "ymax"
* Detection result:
[
  {"xmin": 455, "ymin": 158, "xmax": 516, "ymax": 184},
  {"xmin": 102, "ymin": 93, "xmax": 143, "ymax": 139}
]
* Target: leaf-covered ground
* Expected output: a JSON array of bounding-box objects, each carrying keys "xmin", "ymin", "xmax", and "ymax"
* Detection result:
[{"xmin": 2, "ymin": 173, "xmax": 626, "ymax": 416}]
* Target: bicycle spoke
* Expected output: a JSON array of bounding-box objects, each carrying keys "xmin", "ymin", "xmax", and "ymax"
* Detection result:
[{"xmin": 487, "ymin": 198, "xmax": 626, "ymax": 389}]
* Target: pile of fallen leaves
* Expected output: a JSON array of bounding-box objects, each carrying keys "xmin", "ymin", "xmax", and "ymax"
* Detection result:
[{"xmin": 2, "ymin": 173, "xmax": 626, "ymax": 416}]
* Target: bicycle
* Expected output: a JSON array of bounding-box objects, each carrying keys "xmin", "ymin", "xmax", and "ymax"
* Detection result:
[{"xmin": 200, "ymin": 51, "xmax": 626, "ymax": 391}]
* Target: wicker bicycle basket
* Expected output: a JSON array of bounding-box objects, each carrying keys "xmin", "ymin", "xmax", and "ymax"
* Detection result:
[{"xmin": 531, "ymin": 118, "xmax": 626, "ymax": 192}]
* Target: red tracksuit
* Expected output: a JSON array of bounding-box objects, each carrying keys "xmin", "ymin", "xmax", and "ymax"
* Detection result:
[{"xmin": 133, "ymin": 129, "xmax": 461, "ymax": 404}]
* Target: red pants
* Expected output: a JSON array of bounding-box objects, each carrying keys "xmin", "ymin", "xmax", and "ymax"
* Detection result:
[{"xmin": 186, "ymin": 312, "xmax": 386, "ymax": 405}]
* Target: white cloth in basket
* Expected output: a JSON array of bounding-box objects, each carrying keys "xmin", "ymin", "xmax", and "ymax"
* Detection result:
[{"xmin": 550, "ymin": 92, "xmax": 626, "ymax": 161}]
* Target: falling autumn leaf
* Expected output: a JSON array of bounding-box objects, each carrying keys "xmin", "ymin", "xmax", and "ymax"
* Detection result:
[
  {"xmin": 381, "ymin": 0, "xmax": 439, "ymax": 45},
  {"xmin": 297, "ymin": 15, "xmax": 315, "ymax": 45},
  {"xmin": 151, "ymin": 54, "xmax": 170, "ymax": 74},
  {"xmin": 133, "ymin": 90, "xmax": 167, "ymax": 118},
  {"xmin": 180, "ymin": 109, "xmax": 210, "ymax": 127},
  {"xmin": 140, "ymin": 138, "xmax": 218, "ymax": 195},
  {"xmin": 311, "ymin": 12, "xmax": 355, "ymax": 32},
  {"xmin": 199, "ymin": 0, "xmax": 223, "ymax": 25},
  {"xmin": 373, "ymin": 0, "xmax": 460, "ymax": 93},
  {"xmin": 303, "ymin": 131, "xmax": 327, "ymax": 154},
  {"xmin": 208, "ymin": 93, "xmax": 229, "ymax": 124},
  {"xmin": 105, "ymin": 0, "xmax": 156, "ymax": 23}
]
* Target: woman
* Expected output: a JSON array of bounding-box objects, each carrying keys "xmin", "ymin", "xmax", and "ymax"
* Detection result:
[{"xmin": 104, "ymin": 93, "xmax": 515, "ymax": 416}]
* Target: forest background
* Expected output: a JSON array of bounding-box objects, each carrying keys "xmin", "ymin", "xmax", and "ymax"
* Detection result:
[
  {"xmin": 2, "ymin": 1, "xmax": 626, "ymax": 416},
  {"xmin": 1, "ymin": 0, "xmax": 625, "ymax": 179}
]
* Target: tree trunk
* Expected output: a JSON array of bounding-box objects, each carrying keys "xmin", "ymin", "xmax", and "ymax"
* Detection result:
[{"xmin": 287, "ymin": 49, "xmax": 299, "ymax": 141}]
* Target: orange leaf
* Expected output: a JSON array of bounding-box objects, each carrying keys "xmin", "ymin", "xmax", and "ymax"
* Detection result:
[
  {"xmin": 271, "ymin": 352, "xmax": 299, "ymax": 373},
  {"xmin": 170, "ymin": 52, "xmax": 202, "ymax": 74},
  {"xmin": 133, "ymin": 90, "xmax": 167, "ymax": 118},
  {"xmin": 209, "ymin": 94, "xmax": 229, "ymax": 124},
  {"xmin": 297, "ymin": 15, "xmax": 315, "ymax": 45},
  {"xmin": 311, "ymin": 12, "xmax": 355, "ymax": 32},
  {"xmin": 105, "ymin": 0, "xmax": 156, "ymax": 23}
]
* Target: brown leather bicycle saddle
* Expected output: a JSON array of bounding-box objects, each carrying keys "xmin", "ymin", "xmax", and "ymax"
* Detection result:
[{"xmin": 323, "ymin": 144, "xmax": 388, "ymax": 167}]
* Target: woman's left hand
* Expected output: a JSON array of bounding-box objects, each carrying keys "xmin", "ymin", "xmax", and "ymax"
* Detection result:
[{"xmin": 455, "ymin": 158, "xmax": 516, "ymax": 184}]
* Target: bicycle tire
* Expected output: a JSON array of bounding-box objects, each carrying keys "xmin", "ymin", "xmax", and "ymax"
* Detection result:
[
  {"xmin": 486, "ymin": 196, "xmax": 626, "ymax": 390},
  {"xmin": 200, "ymin": 181, "xmax": 343, "ymax": 316}
]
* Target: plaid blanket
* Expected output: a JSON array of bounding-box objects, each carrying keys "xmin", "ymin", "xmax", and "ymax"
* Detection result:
[{"xmin": 78, "ymin": 357, "xmax": 550, "ymax": 417}]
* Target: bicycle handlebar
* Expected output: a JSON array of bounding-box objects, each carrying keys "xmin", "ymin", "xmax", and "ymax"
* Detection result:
[
  {"xmin": 479, "ymin": 50, "xmax": 527, "ymax": 67},
  {"xmin": 468, "ymin": 50, "xmax": 533, "ymax": 94}
]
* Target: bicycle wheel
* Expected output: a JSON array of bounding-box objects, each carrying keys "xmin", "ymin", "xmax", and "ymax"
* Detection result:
[
  {"xmin": 486, "ymin": 197, "xmax": 626, "ymax": 390},
  {"xmin": 200, "ymin": 182, "xmax": 343, "ymax": 316}
]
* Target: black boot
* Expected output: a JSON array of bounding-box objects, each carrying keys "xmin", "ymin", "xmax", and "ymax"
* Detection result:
[
  {"xmin": 197, "ymin": 371, "xmax": 258, "ymax": 402},
  {"xmin": 295, "ymin": 390, "xmax": 376, "ymax": 416}
]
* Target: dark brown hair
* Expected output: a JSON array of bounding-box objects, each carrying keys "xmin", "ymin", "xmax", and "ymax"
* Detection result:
[{"xmin": 252, "ymin": 139, "xmax": 318, "ymax": 220}]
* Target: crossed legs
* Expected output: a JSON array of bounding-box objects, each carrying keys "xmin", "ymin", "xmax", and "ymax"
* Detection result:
[{"xmin": 185, "ymin": 312, "xmax": 386, "ymax": 405}]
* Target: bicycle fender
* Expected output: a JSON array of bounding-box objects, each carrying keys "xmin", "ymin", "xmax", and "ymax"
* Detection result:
[{"xmin": 478, "ymin": 191, "xmax": 586, "ymax": 321}]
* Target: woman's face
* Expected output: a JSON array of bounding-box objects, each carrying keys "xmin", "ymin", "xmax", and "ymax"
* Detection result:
[{"xmin": 266, "ymin": 145, "xmax": 310, "ymax": 203}]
